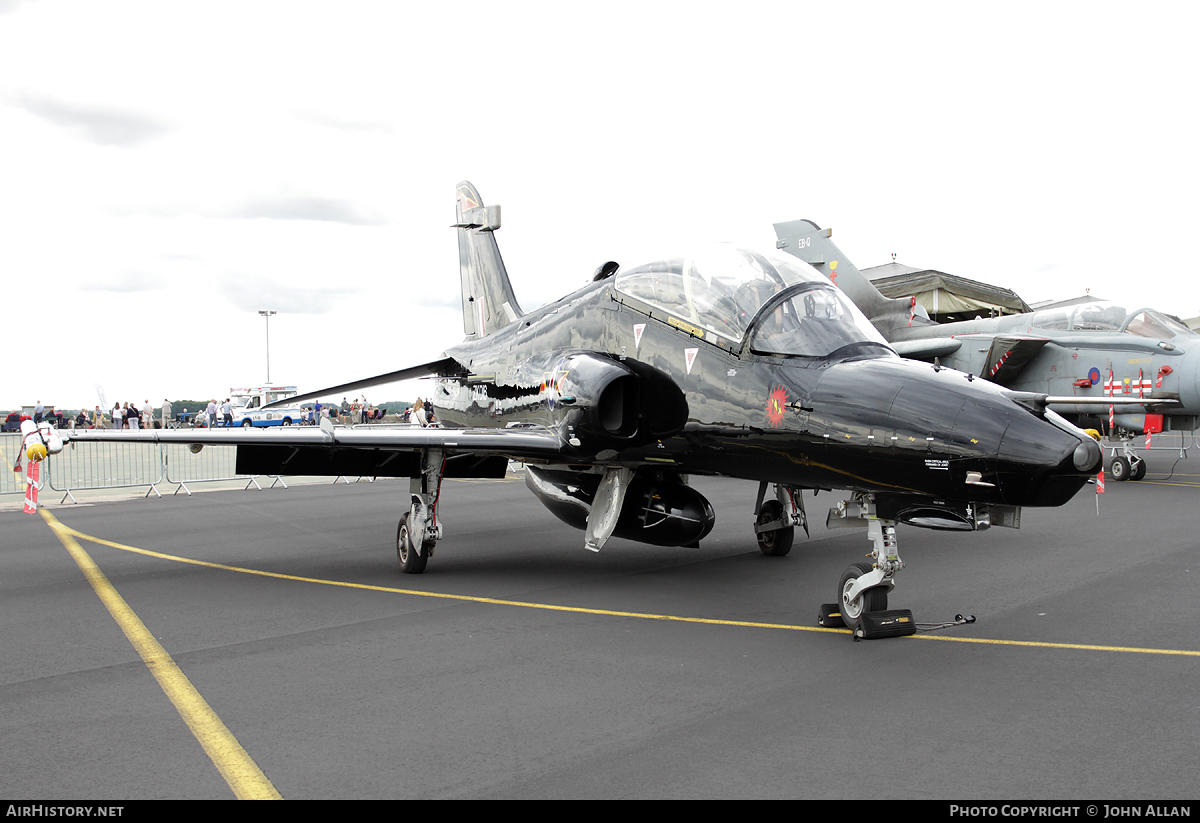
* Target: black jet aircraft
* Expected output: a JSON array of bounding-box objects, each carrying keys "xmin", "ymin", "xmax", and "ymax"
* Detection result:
[
  {"xmin": 773, "ymin": 219, "xmax": 1195, "ymax": 482},
  {"xmin": 69, "ymin": 182, "xmax": 1104, "ymax": 634}
]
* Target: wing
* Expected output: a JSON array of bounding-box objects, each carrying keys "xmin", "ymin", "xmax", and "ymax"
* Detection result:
[{"xmin": 67, "ymin": 419, "xmax": 565, "ymax": 478}]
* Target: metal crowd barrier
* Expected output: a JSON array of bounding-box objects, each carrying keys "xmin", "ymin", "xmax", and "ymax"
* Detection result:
[
  {"xmin": 1100, "ymin": 429, "xmax": 1194, "ymax": 458},
  {"xmin": 161, "ymin": 442, "xmax": 287, "ymax": 494},
  {"xmin": 46, "ymin": 438, "xmax": 166, "ymax": 502},
  {"xmin": 0, "ymin": 436, "xmax": 291, "ymax": 502},
  {"xmin": 1, "ymin": 433, "xmax": 28, "ymax": 496}
]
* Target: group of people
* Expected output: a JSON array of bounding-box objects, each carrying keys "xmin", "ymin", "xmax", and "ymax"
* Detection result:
[
  {"xmin": 338, "ymin": 397, "xmax": 382, "ymax": 424},
  {"xmin": 42, "ymin": 396, "xmax": 437, "ymax": 430},
  {"xmin": 99, "ymin": 400, "xmax": 174, "ymax": 430},
  {"xmin": 300, "ymin": 398, "xmax": 381, "ymax": 426},
  {"xmin": 405, "ymin": 397, "xmax": 436, "ymax": 427},
  {"xmin": 199, "ymin": 399, "xmax": 234, "ymax": 428}
]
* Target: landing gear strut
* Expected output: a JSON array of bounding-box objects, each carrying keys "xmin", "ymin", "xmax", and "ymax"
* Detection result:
[
  {"xmin": 397, "ymin": 449, "xmax": 443, "ymax": 573},
  {"xmin": 825, "ymin": 495, "xmax": 906, "ymax": 636},
  {"xmin": 1109, "ymin": 430, "xmax": 1147, "ymax": 481},
  {"xmin": 753, "ymin": 482, "xmax": 808, "ymax": 557}
]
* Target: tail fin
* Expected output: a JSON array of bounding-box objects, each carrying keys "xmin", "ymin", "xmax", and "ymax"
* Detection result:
[
  {"xmin": 454, "ymin": 181, "xmax": 524, "ymax": 339},
  {"xmin": 773, "ymin": 219, "xmax": 931, "ymax": 339}
]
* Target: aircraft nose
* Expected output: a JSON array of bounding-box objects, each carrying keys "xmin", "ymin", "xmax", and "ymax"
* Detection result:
[
  {"xmin": 991, "ymin": 401, "xmax": 1099, "ymax": 506},
  {"xmin": 811, "ymin": 358, "xmax": 1096, "ymax": 507}
]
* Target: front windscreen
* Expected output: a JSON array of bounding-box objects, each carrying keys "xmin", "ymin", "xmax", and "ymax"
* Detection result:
[
  {"xmin": 1125, "ymin": 310, "xmax": 1196, "ymax": 339},
  {"xmin": 748, "ymin": 284, "xmax": 889, "ymax": 357},
  {"xmin": 615, "ymin": 246, "xmax": 886, "ymax": 355}
]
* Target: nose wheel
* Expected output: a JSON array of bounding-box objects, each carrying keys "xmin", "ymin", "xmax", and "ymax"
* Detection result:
[
  {"xmin": 838, "ymin": 561, "xmax": 888, "ymax": 631},
  {"xmin": 823, "ymin": 498, "xmax": 906, "ymax": 637},
  {"xmin": 1110, "ymin": 455, "xmax": 1147, "ymax": 481}
]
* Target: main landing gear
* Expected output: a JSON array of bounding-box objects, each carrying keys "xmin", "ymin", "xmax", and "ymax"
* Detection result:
[
  {"xmin": 753, "ymin": 482, "xmax": 808, "ymax": 557},
  {"xmin": 396, "ymin": 449, "xmax": 444, "ymax": 574}
]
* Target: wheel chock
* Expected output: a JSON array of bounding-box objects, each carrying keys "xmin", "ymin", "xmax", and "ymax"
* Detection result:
[
  {"xmin": 853, "ymin": 608, "xmax": 916, "ymax": 639},
  {"xmin": 818, "ymin": 603, "xmax": 845, "ymax": 628}
]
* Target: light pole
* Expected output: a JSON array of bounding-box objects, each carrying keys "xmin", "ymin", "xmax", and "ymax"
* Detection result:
[{"xmin": 258, "ymin": 310, "xmax": 276, "ymax": 382}]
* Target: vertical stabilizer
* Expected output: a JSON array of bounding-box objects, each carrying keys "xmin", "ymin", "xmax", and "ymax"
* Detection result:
[
  {"xmin": 773, "ymin": 219, "xmax": 932, "ymax": 339},
  {"xmin": 454, "ymin": 181, "xmax": 524, "ymax": 339}
]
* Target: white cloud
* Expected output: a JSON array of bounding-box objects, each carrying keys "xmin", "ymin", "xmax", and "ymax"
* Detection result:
[
  {"xmin": 14, "ymin": 93, "xmax": 172, "ymax": 146},
  {"xmin": 1, "ymin": 0, "xmax": 1198, "ymax": 410}
]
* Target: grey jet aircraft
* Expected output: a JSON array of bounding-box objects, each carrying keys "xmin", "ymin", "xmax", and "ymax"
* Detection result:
[
  {"xmin": 773, "ymin": 219, "xmax": 1196, "ymax": 482},
  {"xmin": 67, "ymin": 183, "xmax": 1106, "ymax": 637}
]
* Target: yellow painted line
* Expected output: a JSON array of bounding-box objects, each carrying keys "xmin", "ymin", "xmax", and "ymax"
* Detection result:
[
  {"xmin": 49, "ymin": 518, "xmax": 1200, "ymax": 658},
  {"xmin": 906, "ymin": 633, "xmax": 1200, "ymax": 655},
  {"xmin": 39, "ymin": 509, "xmax": 282, "ymax": 800}
]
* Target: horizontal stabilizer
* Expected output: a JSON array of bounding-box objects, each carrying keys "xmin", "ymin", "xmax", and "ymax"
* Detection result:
[{"xmin": 264, "ymin": 356, "xmax": 466, "ymax": 409}]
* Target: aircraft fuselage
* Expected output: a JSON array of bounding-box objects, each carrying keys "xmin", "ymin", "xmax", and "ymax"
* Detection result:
[{"xmin": 433, "ymin": 278, "xmax": 1099, "ymax": 511}]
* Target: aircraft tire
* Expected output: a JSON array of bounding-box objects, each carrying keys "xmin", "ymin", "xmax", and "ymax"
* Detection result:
[
  {"xmin": 396, "ymin": 513, "xmax": 428, "ymax": 574},
  {"xmin": 838, "ymin": 562, "xmax": 887, "ymax": 632},
  {"xmin": 1130, "ymin": 459, "xmax": 1147, "ymax": 481},
  {"xmin": 1110, "ymin": 456, "xmax": 1130, "ymax": 482},
  {"xmin": 756, "ymin": 500, "xmax": 794, "ymax": 557}
]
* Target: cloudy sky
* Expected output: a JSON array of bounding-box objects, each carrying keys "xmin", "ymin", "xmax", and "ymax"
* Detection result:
[{"xmin": 2, "ymin": 0, "xmax": 1197, "ymax": 411}]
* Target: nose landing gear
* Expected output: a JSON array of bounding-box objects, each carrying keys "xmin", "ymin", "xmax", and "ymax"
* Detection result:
[{"xmin": 823, "ymin": 496, "xmax": 913, "ymax": 639}]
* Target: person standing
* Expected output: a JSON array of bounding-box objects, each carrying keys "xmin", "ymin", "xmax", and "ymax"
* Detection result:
[
  {"xmin": 128, "ymin": 402, "xmax": 140, "ymax": 429},
  {"xmin": 205, "ymin": 399, "xmax": 218, "ymax": 428},
  {"xmin": 34, "ymin": 401, "xmax": 44, "ymax": 424},
  {"xmin": 112, "ymin": 403, "xmax": 123, "ymax": 430},
  {"xmin": 221, "ymin": 398, "xmax": 233, "ymax": 428},
  {"xmin": 161, "ymin": 398, "xmax": 171, "ymax": 429}
]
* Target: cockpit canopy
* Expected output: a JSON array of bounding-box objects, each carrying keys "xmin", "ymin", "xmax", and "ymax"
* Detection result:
[
  {"xmin": 1030, "ymin": 302, "xmax": 1196, "ymax": 339},
  {"xmin": 614, "ymin": 247, "xmax": 889, "ymax": 357}
]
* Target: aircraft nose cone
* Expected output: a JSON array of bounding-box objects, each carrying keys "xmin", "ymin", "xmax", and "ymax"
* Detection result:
[{"xmin": 1073, "ymin": 438, "xmax": 1101, "ymax": 472}]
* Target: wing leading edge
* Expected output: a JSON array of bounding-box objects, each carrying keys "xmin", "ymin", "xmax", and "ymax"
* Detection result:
[{"xmin": 262, "ymin": 356, "xmax": 467, "ymax": 410}]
